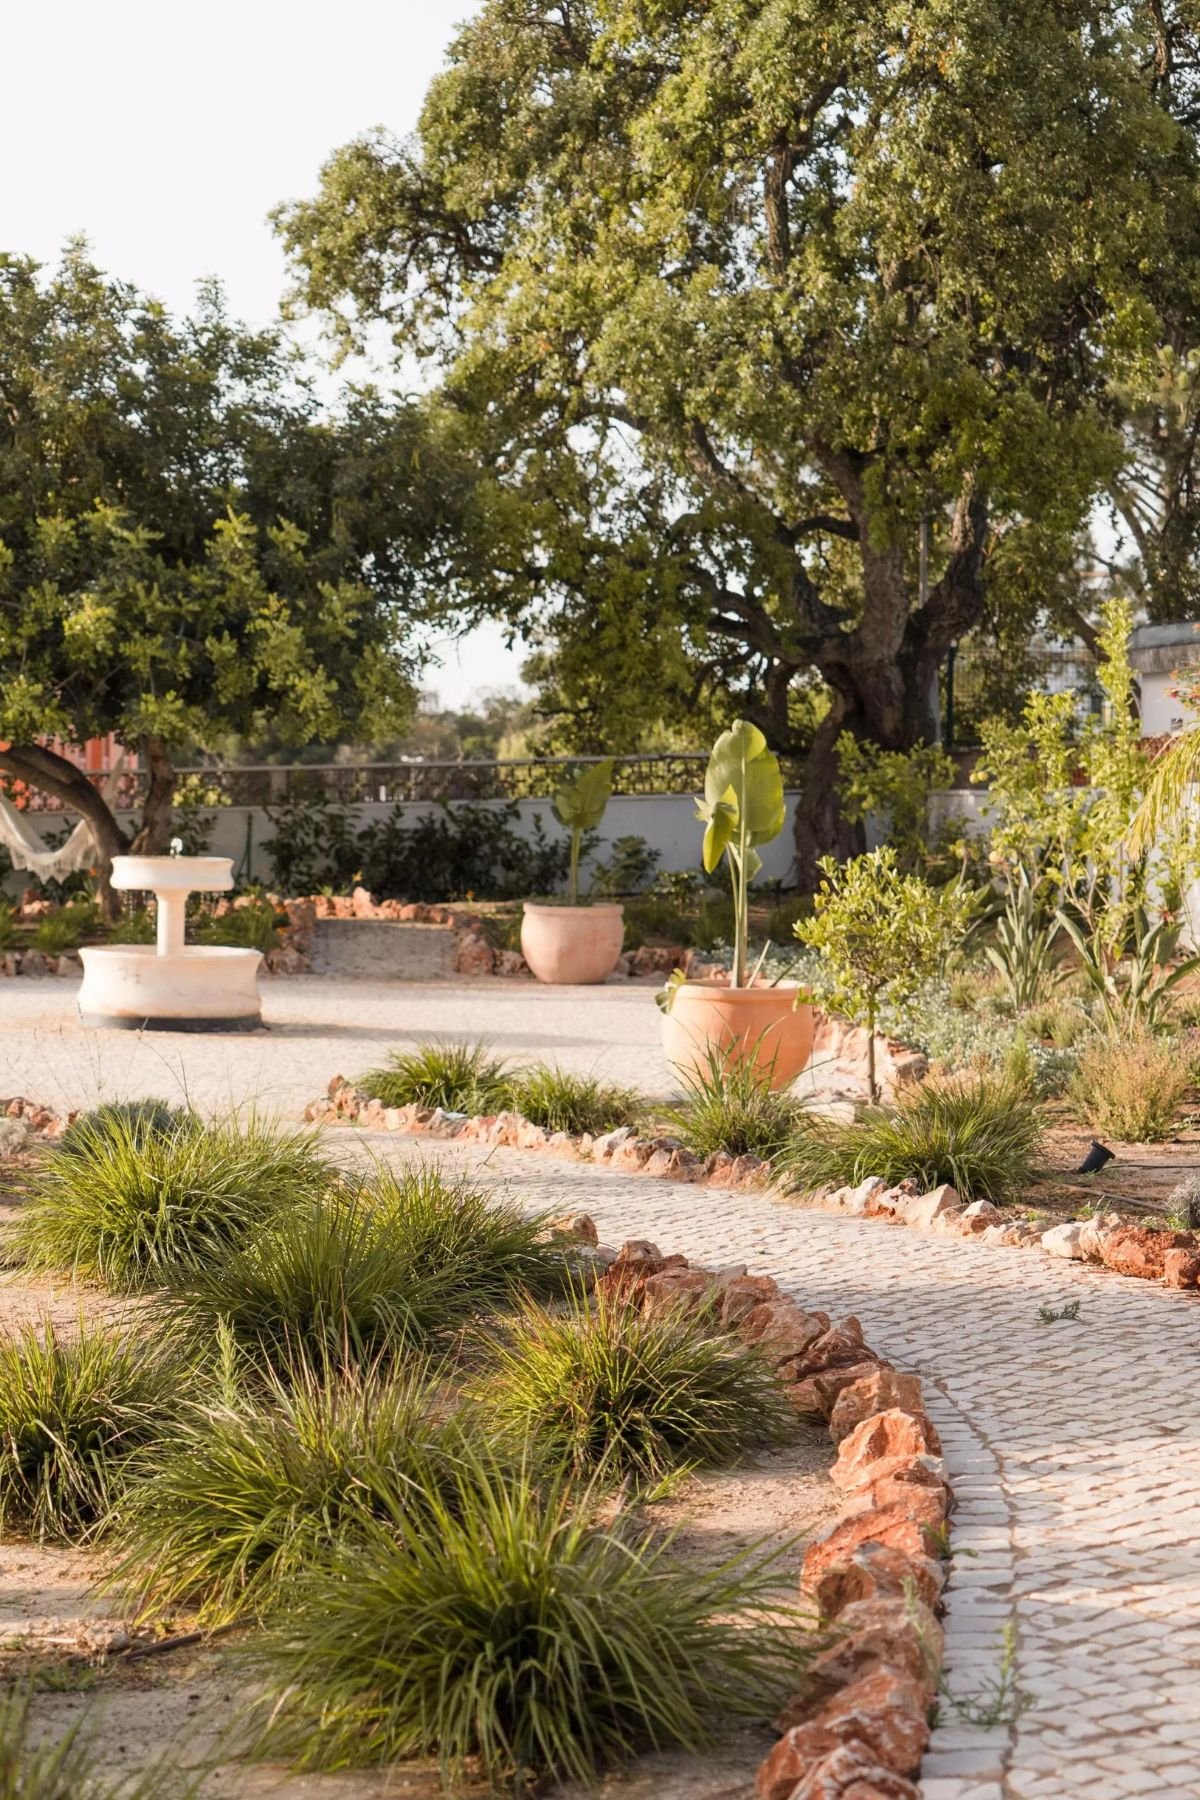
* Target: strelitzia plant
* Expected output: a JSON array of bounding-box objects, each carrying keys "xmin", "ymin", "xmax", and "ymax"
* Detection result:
[
  {"xmin": 552, "ymin": 759, "xmax": 614, "ymax": 903},
  {"xmin": 695, "ymin": 721, "xmax": 786, "ymax": 988}
]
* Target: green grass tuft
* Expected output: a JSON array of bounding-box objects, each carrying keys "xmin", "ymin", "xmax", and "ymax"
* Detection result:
[
  {"xmin": 14, "ymin": 1113, "xmax": 330, "ymax": 1291},
  {"xmin": 108, "ymin": 1357, "xmax": 469, "ymax": 1627},
  {"xmin": 665, "ymin": 1042, "xmax": 800, "ymax": 1159},
  {"xmin": 255, "ymin": 1455, "xmax": 815, "ymax": 1788},
  {"xmin": 482, "ymin": 1289, "xmax": 795, "ymax": 1486},
  {"xmin": 358, "ymin": 1038, "xmax": 513, "ymax": 1112},
  {"xmin": 502, "ymin": 1065, "xmax": 641, "ymax": 1136},
  {"xmin": 780, "ymin": 1070, "xmax": 1042, "ymax": 1202},
  {"xmin": 0, "ymin": 1317, "xmax": 185, "ymax": 1543}
]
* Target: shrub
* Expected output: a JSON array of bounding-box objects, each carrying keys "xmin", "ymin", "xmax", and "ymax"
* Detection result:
[
  {"xmin": 1021, "ymin": 1001, "xmax": 1090, "ymax": 1048},
  {"xmin": 30, "ymin": 903, "xmax": 97, "ymax": 953},
  {"xmin": 255, "ymin": 1457, "xmax": 814, "ymax": 1786},
  {"xmin": 194, "ymin": 898, "xmax": 282, "ymax": 952},
  {"xmin": 15, "ymin": 1114, "xmax": 330, "ymax": 1290},
  {"xmin": 108, "ymin": 905, "xmax": 156, "ymax": 944},
  {"xmin": 164, "ymin": 1184, "xmax": 483, "ymax": 1372},
  {"xmin": 358, "ymin": 1039, "xmax": 513, "ymax": 1113},
  {"xmin": 0, "ymin": 1318, "xmax": 183, "ymax": 1542},
  {"xmin": 482, "ymin": 1290, "xmax": 794, "ymax": 1486},
  {"xmin": 781, "ymin": 1071, "xmax": 1043, "ymax": 1202},
  {"xmin": 110, "ymin": 1359, "xmax": 468, "ymax": 1627},
  {"xmin": 504, "ymin": 1065, "xmax": 641, "ymax": 1136},
  {"xmin": 590, "ymin": 834, "xmax": 660, "ymax": 897},
  {"xmin": 368, "ymin": 1165, "xmax": 569, "ymax": 1310},
  {"xmin": 1166, "ymin": 1171, "xmax": 1200, "ymax": 1231},
  {"xmin": 666, "ymin": 1043, "xmax": 800, "ymax": 1160},
  {"xmin": 1067, "ymin": 1030, "xmax": 1194, "ymax": 1142},
  {"xmin": 0, "ymin": 904, "xmax": 18, "ymax": 950}
]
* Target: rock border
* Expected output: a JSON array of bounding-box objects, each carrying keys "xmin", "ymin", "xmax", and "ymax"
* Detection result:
[
  {"xmin": 313, "ymin": 1079, "xmax": 1200, "ymax": 1292},
  {"xmin": 573, "ymin": 1224, "xmax": 950, "ymax": 1797}
]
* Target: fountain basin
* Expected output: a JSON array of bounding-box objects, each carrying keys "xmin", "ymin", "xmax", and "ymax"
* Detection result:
[
  {"xmin": 78, "ymin": 944, "xmax": 263, "ymax": 1031},
  {"xmin": 79, "ymin": 853, "xmax": 263, "ymax": 1032}
]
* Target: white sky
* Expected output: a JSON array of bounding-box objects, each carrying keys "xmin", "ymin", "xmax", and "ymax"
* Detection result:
[{"xmin": 1, "ymin": 0, "xmax": 526, "ymax": 710}]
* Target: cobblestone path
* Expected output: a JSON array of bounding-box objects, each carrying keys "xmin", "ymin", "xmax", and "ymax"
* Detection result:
[{"xmin": 354, "ymin": 1129, "xmax": 1200, "ymax": 1800}]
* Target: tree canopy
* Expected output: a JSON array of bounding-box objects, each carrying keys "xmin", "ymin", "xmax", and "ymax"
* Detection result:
[
  {"xmin": 0, "ymin": 245, "xmax": 462, "ymax": 889},
  {"xmin": 277, "ymin": 0, "xmax": 1200, "ymax": 879}
]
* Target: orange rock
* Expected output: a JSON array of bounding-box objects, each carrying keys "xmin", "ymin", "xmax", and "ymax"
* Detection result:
[
  {"xmin": 831, "ymin": 1411, "xmax": 942, "ymax": 1491},
  {"xmin": 801, "ymin": 1506, "xmax": 939, "ymax": 1600},
  {"xmin": 786, "ymin": 1361, "xmax": 890, "ymax": 1423},
  {"xmin": 808, "ymin": 1543, "xmax": 945, "ymax": 1620},
  {"xmin": 752, "ymin": 1303, "xmax": 833, "ymax": 1364},
  {"xmin": 640, "ymin": 1269, "xmax": 714, "ymax": 1319},
  {"xmin": 719, "ymin": 1273, "xmax": 781, "ymax": 1326},
  {"xmin": 785, "ymin": 1317, "xmax": 873, "ymax": 1378},
  {"xmin": 777, "ymin": 1595, "xmax": 943, "ymax": 1721},
  {"xmin": 755, "ymin": 1667, "xmax": 930, "ymax": 1797},
  {"xmin": 1164, "ymin": 1247, "xmax": 1200, "ymax": 1288},
  {"xmin": 1099, "ymin": 1225, "xmax": 1192, "ymax": 1281},
  {"xmin": 845, "ymin": 1478, "xmax": 949, "ymax": 1531},
  {"xmin": 829, "ymin": 1370, "xmax": 926, "ymax": 1443},
  {"xmin": 783, "ymin": 1742, "xmax": 921, "ymax": 1798}
]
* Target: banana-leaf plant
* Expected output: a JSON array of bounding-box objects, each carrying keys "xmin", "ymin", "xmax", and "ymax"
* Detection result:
[
  {"xmin": 552, "ymin": 759, "xmax": 614, "ymax": 903},
  {"xmin": 695, "ymin": 721, "xmax": 786, "ymax": 987}
]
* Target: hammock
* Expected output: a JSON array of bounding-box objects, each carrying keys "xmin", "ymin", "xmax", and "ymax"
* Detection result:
[{"xmin": 0, "ymin": 757, "xmax": 126, "ymax": 881}]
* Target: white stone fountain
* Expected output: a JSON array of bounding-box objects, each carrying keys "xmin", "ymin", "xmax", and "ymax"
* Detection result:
[{"xmin": 78, "ymin": 854, "xmax": 263, "ymax": 1031}]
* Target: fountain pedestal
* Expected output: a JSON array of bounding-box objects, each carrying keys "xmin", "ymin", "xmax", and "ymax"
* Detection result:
[{"xmin": 78, "ymin": 855, "xmax": 263, "ymax": 1032}]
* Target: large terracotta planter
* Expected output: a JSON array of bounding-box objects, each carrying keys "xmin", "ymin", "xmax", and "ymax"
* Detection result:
[
  {"xmin": 660, "ymin": 982, "xmax": 814, "ymax": 1090},
  {"xmin": 521, "ymin": 902, "xmax": 625, "ymax": 985}
]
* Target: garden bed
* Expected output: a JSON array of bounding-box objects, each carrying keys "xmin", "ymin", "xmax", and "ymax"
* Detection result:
[{"xmin": 0, "ymin": 1111, "xmax": 950, "ymax": 1797}]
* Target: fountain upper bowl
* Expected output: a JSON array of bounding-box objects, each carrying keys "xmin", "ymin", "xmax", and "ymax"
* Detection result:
[{"xmin": 110, "ymin": 855, "xmax": 235, "ymax": 892}]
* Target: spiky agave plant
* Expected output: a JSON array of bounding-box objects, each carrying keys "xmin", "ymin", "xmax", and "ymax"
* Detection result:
[
  {"xmin": 481, "ymin": 1287, "xmax": 795, "ymax": 1486},
  {"xmin": 0, "ymin": 1316, "xmax": 186, "ymax": 1542},
  {"xmin": 14, "ymin": 1112, "xmax": 331, "ymax": 1291},
  {"xmin": 254, "ymin": 1454, "xmax": 816, "ymax": 1788}
]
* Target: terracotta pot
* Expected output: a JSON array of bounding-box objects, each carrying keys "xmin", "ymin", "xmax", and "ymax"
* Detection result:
[
  {"xmin": 660, "ymin": 982, "xmax": 814, "ymax": 1090},
  {"xmin": 521, "ymin": 902, "xmax": 625, "ymax": 985}
]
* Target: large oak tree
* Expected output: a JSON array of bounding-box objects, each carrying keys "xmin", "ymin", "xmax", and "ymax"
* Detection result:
[{"xmin": 277, "ymin": 0, "xmax": 1200, "ymax": 879}]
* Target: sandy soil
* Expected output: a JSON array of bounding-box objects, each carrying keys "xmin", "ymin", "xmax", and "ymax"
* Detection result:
[{"xmin": 1019, "ymin": 1115, "xmax": 1200, "ymax": 1224}]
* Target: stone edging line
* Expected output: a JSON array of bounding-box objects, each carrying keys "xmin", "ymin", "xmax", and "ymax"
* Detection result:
[{"xmin": 558, "ymin": 1216, "xmax": 952, "ymax": 1797}]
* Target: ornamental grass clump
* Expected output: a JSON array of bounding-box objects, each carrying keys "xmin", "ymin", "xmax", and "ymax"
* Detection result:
[
  {"xmin": 1067, "ymin": 1029, "xmax": 1194, "ymax": 1143},
  {"xmin": 109, "ymin": 1357, "xmax": 470, "ymax": 1628},
  {"xmin": 781, "ymin": 1070, "xmax": 1042, "ymax": 1202},
  {"xmin": 14, "ymin": 1113, "xmax": 330, "ymax": 1291},
  {"xmin": 482, "ymin": 1289, "xmax": 795, "ymax": 1486},
  {"xmin": 0, "ymin": 1317, "xmax": 185, "ymax": 1543},
  {"xmin": 502, "ymin": 1064, "xmax": 640, "ymax": 1136},
  {"xmin": 358, "ymin": 1038, "xmax": 513, "ymax": 1113},
  {"xmin": 666, "ymin": 1041, "xmax": 800, "ymax": 1160},
  {"xmin": 255, "ymin": 1456, "xmax": 814, "ymax": 1788}
]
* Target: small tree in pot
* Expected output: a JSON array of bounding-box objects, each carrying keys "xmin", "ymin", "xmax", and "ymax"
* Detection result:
[
  {"xmin": 521, "ymin": 759, "xmax": 625, "ymax": 984},
  {"xmin": 660, "ymin": 722, "xmax": 813, "ymax": 1089}
]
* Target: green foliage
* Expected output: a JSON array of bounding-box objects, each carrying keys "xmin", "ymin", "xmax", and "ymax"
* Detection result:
[
  {"xmin": 483, "ymin": 1292, "xmax": 795, "ymax": 1487},
  {"xmin": 30, "ymin": 903, "xmax": 96, "ymax": 953},
  {"xmin": 193, "ymin": 899, "xmax": 282, "ymax": 953},
  {"xmin": 1056, "ymin": 908, "xmax": 1200, "ymax": 1034},
  {"xmin": 58, "ymin": 1098, "xmax": 189, "ymax": 1157},
  {"xmin": 503, "ymin": 1066, "xmax": 641, "ymax": 1137},
  {"xmin": 0, "ymin": 903, "xmax": 16, "ymax": 950},
  {"xmin": 1067, "ymin": 1030, "xmax": 1194, "ymax": 1142},
  {"xmin": 985, "ymin": 866, "xmax": 1062, "ymax": 1011},
  {"xmin": 0, "ymin": 1317, "xmax": 183, "ymax": 1542},
  {"xmin": 552, "ymin": 760, "xmax": 614, "ymax": 902},
  {"xmin": 263, "ymin": 796, "xmax": 571, "ymax": 902},
  {"xmin": 1165, "ymin": 1172, "xmax": 1200, "ymax": 1232},
  {"xmin": 162, "ymin": 1187, "xmax": 480, "ymax": 1374},
  {"xmin": 666, "ymin": 1043, "xmax": 801, "ymax": 1160},
  {"xmin": 109, "ymin": 1358, "xmax": 468, "ymax": 1627},
  {"xmin": 696, "ymin": 721, "xmax": 785, "ymax": 987},
  {"xmin": 781, "ymin": 1072, "xmax": 1043, "ymax": 1202},
  {"xmin": 836, "ymin": 737, "xmax": 956, "ymax": 874},
  {"xmin": 590, "ymin": 834, "xmax": 660, "ymax": 898},
  {"xmin": 876, "ymin": 979, "xmax": 1078, "ymax": 1097},
  {"xmin": 796, "ymin": 849, "xmax": 975, "ymax": 1100},
  {"xmin": 15, "ymin": 1114, "xmax": 329, "ymax": 1291},
  {"xmin": 108, "ymin": 905, "xmax": 156, "ymax": 944},
  {"xmin": 359, "ymin": 1038, "xmax": 513, "ymax": 1112},
  {"xmin": 255, "ymin": 1454, "xmax": 813, "ymax": 1786}
]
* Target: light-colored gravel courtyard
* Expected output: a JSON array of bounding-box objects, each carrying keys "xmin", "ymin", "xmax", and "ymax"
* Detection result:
[{"xmin": 0, "ymin": 973, "xmax": 679, "ymax": 1116}]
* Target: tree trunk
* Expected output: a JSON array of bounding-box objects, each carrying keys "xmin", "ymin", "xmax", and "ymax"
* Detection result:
[
  {"xmin": 0, "ymin": 744, "xmax": 129, "ymax": 917},
  {"xmin": 791, "ymin": 708, "xmax": 863, "ymax": 890},
  {"xmin": 128, "ymin": 735, "xmax": 177, "ymax": 856}
]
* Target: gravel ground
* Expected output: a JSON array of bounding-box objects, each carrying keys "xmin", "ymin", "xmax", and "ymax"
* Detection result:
[{"xmin": 0, "ymin": 973, "xmax": 679, "ymax": 1117}]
